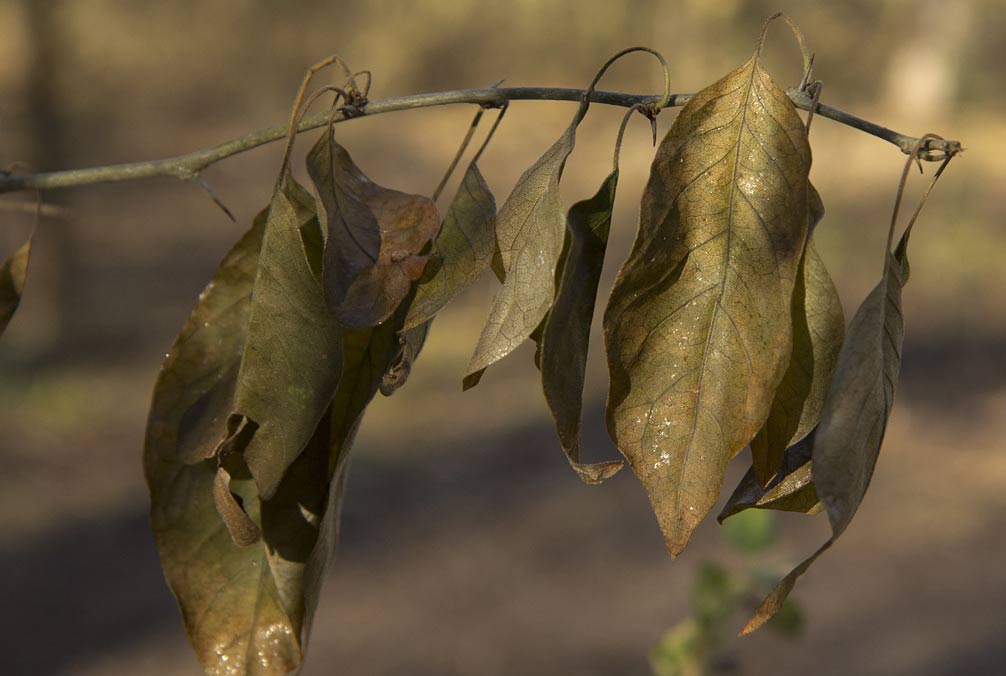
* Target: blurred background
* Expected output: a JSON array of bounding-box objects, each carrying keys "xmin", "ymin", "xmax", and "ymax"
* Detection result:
[{"xmin": 1, "ymin": 0, "xmax": 1003, "ymax": 674}]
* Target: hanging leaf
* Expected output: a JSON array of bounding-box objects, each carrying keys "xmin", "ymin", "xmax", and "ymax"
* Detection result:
[
  {"xmin": 604, "ymin": 48, "xmax": 811, "ymax": 556},
  {"xmin": 717, "ymin": 433, "xmax": 821, "ymax": 522},
  {"xmin": 750, "ymin": 186, "xmax": 844, "ymax": 484},
  {"xmin": 741, "ymin": 225, "xmax": 915, "ymax": 635},
  {"xmin": 307, "ymin": 125, "xmax": 440, "ymax": 328},
  {"xmin": 463, "ymin": 100, "xmax": 591, "ymax": 389},
  {"xmin": 539, "ymin": 169, "xmax": 623, "ymax": 484},
  {"xmin": 403, "ymin": 161, "xmax": 496, "ymax": 331},
  {"xmin": 214, "ymin": 177, "xmax": 344, "ymax": 500},
  {"xmin": 0, "ymin": 235, "xmax": 32, "ymax": 336}
]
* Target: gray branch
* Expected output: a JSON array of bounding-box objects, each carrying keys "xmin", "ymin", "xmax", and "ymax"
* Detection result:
[{"xmin": 0, "ymin": 86, "xmax": 959, "ymax": 194}]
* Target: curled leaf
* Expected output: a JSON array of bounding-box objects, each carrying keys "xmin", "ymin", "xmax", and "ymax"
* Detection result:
[
  {"xmin": 0, "ymin": 235, "xmax": 32, "ymax": 336},
  {"xmin": 750, "ymin": 186, "xmax": 844, "ymax": 484},
  {"xmin": 742, "ymin": 226, "xmax": 914, "ymax": 635},
  {"xmin": 604, "ymin": 49, "xmax": 811, "ymax": 556},
  {"xmin": 307, "ymin": 125, "xmax": 440, "ymax": 328},
  {"xmin": 717, "ymin": 433, "xmax": 821, "ymax": 523},
  {"xmin": 539, "ymin": 169, "xmax": 623, "ymax": 484},
  {"xmin": 222, "ymin": 177, "xmax": 344, "ymax": 500},
  {"xmin": 403, "ymin": 161, "xmax": 497, "ymax": 331}
]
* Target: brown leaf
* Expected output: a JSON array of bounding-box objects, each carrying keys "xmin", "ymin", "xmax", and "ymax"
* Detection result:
[
  {"xmin": 750, "ymin": 186, "xmax": 844, "ymax": 484},
  {"xmin": 540, "ymin": 169, "xmax": 623, "ymax": 484},
  {"xmin": 717, "ymin": 433, "xmax": 821, "ymax": 522},
  {"xmin": 403, "ymin": 161, "xmax": 496, "ymax": 331},
  {"xmin": 307, "ymin": 125, "xmax": 440, "ymax": 328},
  {"xmin": 463, "ymin": 102, "xmax": 590, "ymax": 389},
  {"xmin": 604, "ymin": 51, "xmax": 812, "ymax": 556},
  {"xmin": 742, "ymin": 225, "xmax": 914, "ymax": 635},
  {"xmin": 0, "ymin": 235, "xmax": 32, "ymax": 336}
]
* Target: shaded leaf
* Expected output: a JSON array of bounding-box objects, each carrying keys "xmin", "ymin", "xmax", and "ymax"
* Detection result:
[
  {"xmin": 604, "ymin": 50, "xmax": 812, "ymax": 556},
  {"xmin": 463, "ymin": 102, "xmax": 591, "ymax": 389},
  {"xmin": 219, "ymin": 178, "xmax": 344, "ymax": 500},
  {"xmin": 750, "ymin": 186, "xmax": 843, "ymax": 484},
  {"xmin": 717, "ymin": 434, "xmax": 821, "ymax": 522},
  {"xmin": 742, "ymin": 226, "xmax": 914, "ymax": 635},
  {"xmin": 307, "ymin": 126, "xmax": 440, "ymax": 328},
  {"xmin": 403, "ymin": 161, "xmax": 496, "ymax": 330},
  {"xmin": 539, "ymin": 169, "xmax": 623, "ymax": 484},
  {"xmin": 0, "ymin": 235, "xmax": 32, "ymax": 336}
]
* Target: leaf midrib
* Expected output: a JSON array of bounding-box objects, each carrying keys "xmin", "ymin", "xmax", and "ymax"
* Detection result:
[{"xmin": 679, "ymin": 58, "xmax": 761, "ymax": 510}]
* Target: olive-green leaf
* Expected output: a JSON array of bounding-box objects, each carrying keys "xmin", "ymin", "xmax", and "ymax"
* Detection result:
[
  {"xmin": 220, "ymin": 178, "xmax": 344, "ymax": 500},
  {"xmin": 539, "ymin": 169, "xmax": 623, "ymax": 484},
  {"xmin": 604, "ymin": 52, "xmax": 811, "ymax": 556},
  {"xmin": 403, "ymin": 161, "xmax": 496, "ymax": 331},
  {"xmin": 717, "ymin": 433, "xmax": 821, "ymax": 522},
  {"xmin": 307, "ymin": 126, "xmax": 440, "ymax": 328},
  {"xmin": 145, "ymin": 221, "xmax": 323, "ymax": 675},
  {"xmin": 742, "ymin": 226, "xmax": 913, "ymax": 635},
  {"xmin": 750, "ymin": 186, "xmax": 844, "ymax": 484},
  {"xmin": 463, "ymin": 102, "xmax": 590, "ymax": 389},
  {"xmin": 0, "ymin": 235, "xmax": 32, "ymax": 336}
]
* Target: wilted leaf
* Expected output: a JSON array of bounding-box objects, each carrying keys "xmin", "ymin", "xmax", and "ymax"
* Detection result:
[
  {"xmin": 742, "ymin": 225, "xmax": 914, "ymax": 635},
  {"xmin": 403, "ymin": 161, "xmax": 496, "ymax": 331},
  {"xmin": 717, "ymin": 434, "xmax": 821, "ymax": 522},
  {"xmin": 220, "ymin": 178, "xmax": 344, "ymax": 500},
  {"xmin": 0, "ymin": 235, "xmax": 32, "ymax": 336},
  {"xmin": 307, "ymin": 125, "xmax": 440, "ymax": 328},
  {"xmin": 539, "ymin": 169, "xmax": 623, "ymax": 484},
  {"xmin": 463, "ymin": 100, "xmax": 591, "ymax": 389},
  {"xmin": 750, "ymin": 187, "xmax": 843, "ymax": 484},
  {"xmin": 604, "ymin": 49, "xmax": 812, "ymax": 556}
]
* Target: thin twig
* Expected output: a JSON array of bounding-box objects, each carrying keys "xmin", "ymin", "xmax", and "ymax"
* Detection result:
[{"xmin": 0, "ymin": 86, "xmax": 959, "ymax": 195}]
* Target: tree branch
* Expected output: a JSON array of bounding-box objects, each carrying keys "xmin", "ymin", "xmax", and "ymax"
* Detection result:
[{"xmin": 0, "ymin": 86, "xmax": 960, "ymax": 195}]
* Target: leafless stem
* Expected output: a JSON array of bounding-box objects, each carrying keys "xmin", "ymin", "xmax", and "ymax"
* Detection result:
[{"xmin": 0, "ymin": 86, "xmax": 959, "ymax": 195}]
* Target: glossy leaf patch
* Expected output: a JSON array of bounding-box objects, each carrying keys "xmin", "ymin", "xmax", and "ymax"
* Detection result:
[
  {"xmin": 539, "ymin": 169, "xmax": 623, "ymax": 484},
  {"xmin": 307, "ymin": 125, "xmax": 440, "ymax": 328},
  {"xmin": 604, "ymin": 49, "xmax": 812, "ymax": 556},
  {"xmin": 463, "ymin": 102, "xmax": 591, "ymax": 389},
  {"xmin": 0, "ymin": 235, "xmax": 32, "ymax": 336},
  {"xmin": 742, "ymin": 226, "xmax": 914, "ymax": 635},
  {"xmin": 750, "ymin": 186, "xmax": 844, "ymax": 484}
]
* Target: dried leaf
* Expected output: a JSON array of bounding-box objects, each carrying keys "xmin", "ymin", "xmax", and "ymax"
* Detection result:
[
  {"xmin": 403, "ymin": 161, "xmax": 496, "ymax": 331},
  {"xmin": 604, "ymin": 51, "xmax": 811, "ymax": 556},
  {"xmin": 221, "ymin": 178, "xmax": 344, "ymax": 500},
  {"xmin": 307, "ymin": 126, "xmax": 440, "ymax": 328},
  {"xmin": 539, "ymin": 169, "xmax": 624, "ymax": 484},
  {"xmin": 717, "ymin": 433, "xmax": 821, "ymax": 522},
  {"xmin": 0, "ymin": 235, "xmax": 32, "ymax": 336},
  {"xmin": 742, "ymin": 226, "xmax": 914, "ymax": 635},
  {"xmin": 750, "ymin": 186, "xmax": 844, "ymax": 484},
  {"xmin": 463, "ymin": 102, "xmax": 590, "ymax": 389}
]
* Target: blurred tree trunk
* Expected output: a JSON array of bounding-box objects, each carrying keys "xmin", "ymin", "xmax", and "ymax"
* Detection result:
[{"xmin": 23, "ymin": 0, "xmax": 81, "ymax": 355}]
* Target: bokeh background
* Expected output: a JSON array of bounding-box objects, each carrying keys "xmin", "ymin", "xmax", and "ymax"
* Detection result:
[{"xmin": 1, "ymin": 1, "xmax": 1003, "ymax": 674}]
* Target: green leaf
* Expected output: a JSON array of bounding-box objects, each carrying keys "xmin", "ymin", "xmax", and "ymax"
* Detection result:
[
  {"xmin": 717, "ymin": 434, "xmax": 822, "ymax": 522},
  {"xmin": 0, "ymin": 235, "xmax": 32, "ymax": 336},
  {"xmin": 750, "ymin": 186, "xmax": 844, "ymax": 484},
  {"xmin": 604, "ymin": 50, "xmax": 812, "ymax": 556},
  {"xmin": 741, "ymin": 226, "xmax": 914, "ymax": 635},
  {"xmin": 463, "ymin": 101, "xmax": 591, "ymax": 389},
  {"xmin": 539, "ymin": 169, "xmax": 623, "ymax": 484},
  {"xmin": 218, "ymin": 178, "xmax": 344, "ymax": 500},
  {"xmin": 307, "ymin": 126, "xmax": 440, "ymax": 328},
  {"xmin": 403, "ymin": 161, "xmax": 496, "ymax": 331},
  {"xmin": 721, "ymin": 508, "xmax": 777, "ymax": 553}
]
